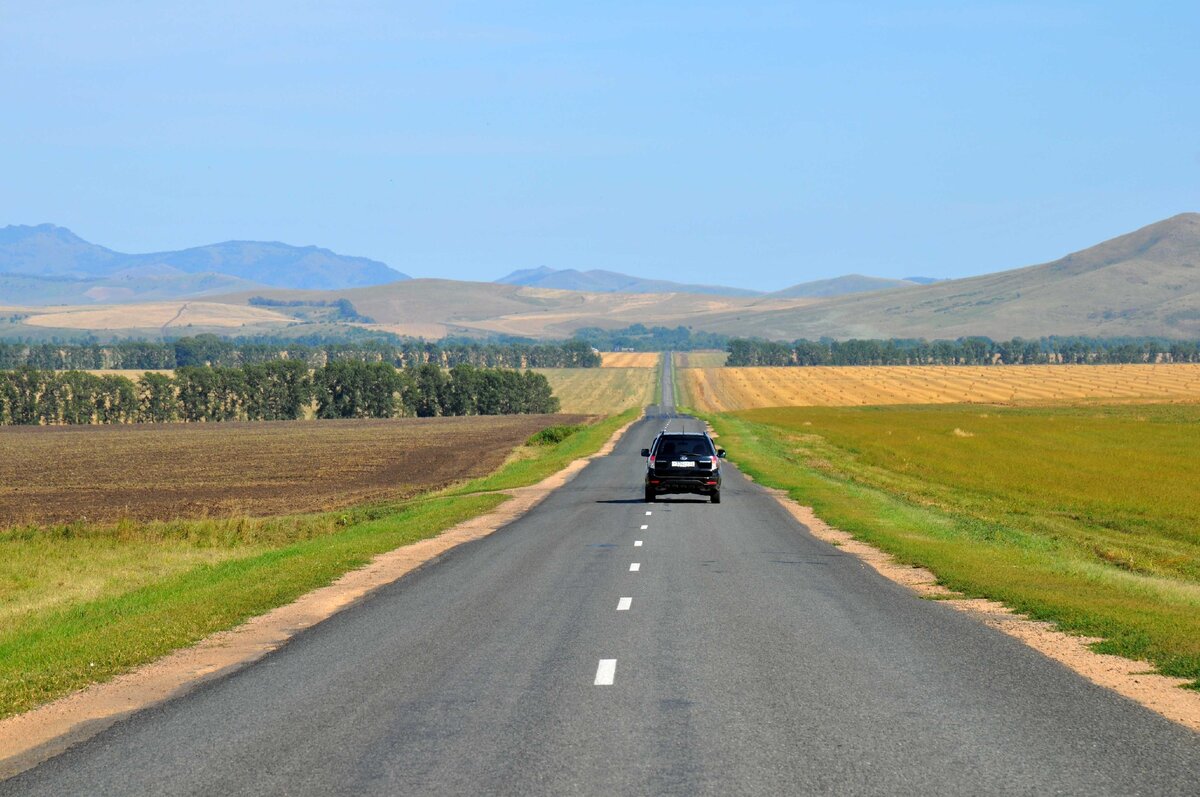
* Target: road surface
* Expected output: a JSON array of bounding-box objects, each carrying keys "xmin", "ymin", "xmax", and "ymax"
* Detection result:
[{"xmin": 4, "ymin": 358, "xmax": 1199, "ymax": 795}]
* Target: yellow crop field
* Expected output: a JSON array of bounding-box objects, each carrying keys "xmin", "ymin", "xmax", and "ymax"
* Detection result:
[
  {"xmin": 600, "ymin": 351, "xmax": 661, "ymax": 368},
  {"xmin": 682, "ymin": 364, "xmax": 1200, "ymax": 412},
  {"xmin": 536, "ymin": 366, "xmax": 658, "ymax": 414},
  {"xmin": 674, "ymin": 350, "xmax": 727, "ymax": 368}
]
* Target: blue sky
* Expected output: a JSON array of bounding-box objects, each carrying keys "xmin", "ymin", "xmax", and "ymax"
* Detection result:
[{"xmin": 2, "ymin": 1, "xmax": 1198, "ymax": 290}]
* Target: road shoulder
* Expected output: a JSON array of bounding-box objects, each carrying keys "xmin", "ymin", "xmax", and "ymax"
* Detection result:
[{"xmin": 0, "ymin": 411, "xmax": 642, "ymax": 780}]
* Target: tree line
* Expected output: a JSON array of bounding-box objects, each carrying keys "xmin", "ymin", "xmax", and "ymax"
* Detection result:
[
  {"xmin": 0, "ymin": 362, "xmax": 559, "ymax": 425},
  {"xmin": 726, "ymin": 336, "xmax": 1200, "ymax": 367},
  {"xmin": 0, "ymin": 335, "xmax": 600, "ymax": 371},
  {"xmin": 572, "ymin": 324, "xmax": 729, "ymax": 352}
]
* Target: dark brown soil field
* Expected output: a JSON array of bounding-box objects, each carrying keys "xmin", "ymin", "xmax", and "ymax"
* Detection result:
[{"xmin": 0, "ymin": 415, "xmax": 584, "ymax": 526}]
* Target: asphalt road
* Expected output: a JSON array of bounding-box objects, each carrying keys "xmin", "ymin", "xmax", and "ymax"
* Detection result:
[{"xmin": 5, "ymin": 360, "xmax": 1200, "ymax": 795}]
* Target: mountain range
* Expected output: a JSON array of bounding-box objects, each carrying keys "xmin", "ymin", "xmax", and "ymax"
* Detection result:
[
  {"xmin": 3, "ymin": 214, "xmax": 1198, "ymax": 341},
  {"xmin": 495, "ymin": 266, "xmax": 937, "ymax": 299},
  {"xmin": 0, "ymin": 224, "xmax": 409, "ymax": 304}
]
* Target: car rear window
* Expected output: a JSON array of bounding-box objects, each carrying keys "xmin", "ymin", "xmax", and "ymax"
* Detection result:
[{"xmin": 656, "ymin": 437, "xmax": 713, "ymax": 458}]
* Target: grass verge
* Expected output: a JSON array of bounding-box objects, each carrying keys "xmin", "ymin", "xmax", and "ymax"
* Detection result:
[
  {"xmin": 698, "ymin": 404, "xmax": 1200, "ymax": 688},
  {"xmin": 1, "ymin": 411, "xmax": 635, "ymax": 719}
]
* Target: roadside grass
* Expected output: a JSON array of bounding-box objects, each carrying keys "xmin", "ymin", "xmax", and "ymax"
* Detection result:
[
  {"xmin": 0, "ymin": 411, "xmax": 635, "ymax": 719},
  {"xmin": 699, "ymin": 403, "xmax": 1200, "ymax": 688},
  {"xmin": 535, "ymin": 367, "xmax": 657, "ymax": 414},
  {"xmin": 446, "ymin": 407, "xmax": 639, "ymax": 495}
]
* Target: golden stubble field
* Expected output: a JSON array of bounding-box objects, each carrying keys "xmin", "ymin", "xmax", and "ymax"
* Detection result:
[
  {"xmin": 681, "ymin": 364, "xmax": 1200, "ymax": 411},
  {"xmin": 600, "ymin": 351, "xmax": 661, "ymax": 368},
  {"xmin": 535, "ymin": 368, "xmax": 657, "ymax": 414},
  {"xmin": 0, "ymin": 415, "xmax": 582, "ymax": 527}
]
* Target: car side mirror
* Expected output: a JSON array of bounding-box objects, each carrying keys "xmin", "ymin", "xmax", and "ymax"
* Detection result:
[
  {"xmin": 640, "ymin": 448, "xmax": 651, "ymax": 457},
  {"xmin": 717, "ymin": 449, "xmax": 726, "ymax": 458}
]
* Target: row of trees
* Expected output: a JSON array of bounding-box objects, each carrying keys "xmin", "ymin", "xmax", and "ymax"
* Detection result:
[
  {"xmin": 0, "ymin": 335, "xmax": 600, "ymax": 371},
  {"xmin": 572, "ymin": 324, "xmax": 729, "ymax": 352},
  {"xmin": 0, "ymin": 362, "xmax": 558, "ymax": 425},
  {"xmin": 726, "ymin": 337, "xmax": 1200, "ymax": 367}
]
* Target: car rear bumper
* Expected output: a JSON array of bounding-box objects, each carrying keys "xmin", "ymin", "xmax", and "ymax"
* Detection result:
[{"xmin": 646, "ymin": 472, "xmax": 721, "ymax": 494}]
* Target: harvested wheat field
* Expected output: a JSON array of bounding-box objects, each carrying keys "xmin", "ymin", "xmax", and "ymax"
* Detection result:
[
  {"xmin": 535, "ymin": 367, "xmax": 657, "ymax": 414},
  {"xmin": 0, "ymin": 415, "xmax": 582, "ymax": 527},
  {"xmin": 22, "ymin": 301, "xmax": 293, "ymax": 331},
  {"xmin": 600, "ymin": 351, "xmax": 661, "ymax": 368},
  {"xmin": 682, "ymin": 364, "xmax": 1200, "ymax": 412},
  {"xmin": 674, "ymin": 350, "xmax": 727, "ymax": 369}
]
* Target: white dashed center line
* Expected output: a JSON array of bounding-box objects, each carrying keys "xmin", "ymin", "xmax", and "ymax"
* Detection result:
[
  {"xmin": 634, "ymin": 540, "xmax": 643, "ymax": 547},
  {"xmin": 617, "ymin": 597, "xmax": 632, "ymax": 611},
  {"xmin": 645, "ymin": 511, "xmax": 652, "ymax": 516},
  {"xmin": 640, "ymin": 524, "xmax": 648, "ymax": 530},
  {"xmin": 629, "ymin": 562, "xmax": 640, "ymax": 572},
  {"xmin": 595, "ymin": 659, "xmax": 617, "ymax": 685}
]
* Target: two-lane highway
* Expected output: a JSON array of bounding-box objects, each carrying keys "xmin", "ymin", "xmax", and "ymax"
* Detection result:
[{"xmin": 4, "ymin": 359, "xmax": 1200, "ymax": 795}]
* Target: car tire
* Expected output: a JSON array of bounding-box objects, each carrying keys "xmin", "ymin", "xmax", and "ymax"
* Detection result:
[
  {"xmin": 710, "ymin": 489, "xmax": 721, "ymax": 504},
  {"xmin": 644, "ymin": 487, "xmax": 655, "ymax": 503}
]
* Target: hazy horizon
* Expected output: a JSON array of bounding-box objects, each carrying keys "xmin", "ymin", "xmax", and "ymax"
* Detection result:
[{"xmin": 3, "ymin": 2, "xmax": 1198, "ymax": 292}]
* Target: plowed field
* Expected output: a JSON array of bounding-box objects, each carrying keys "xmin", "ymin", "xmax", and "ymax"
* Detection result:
[
  {"xmin": 681, "ymin": 364, "xmax": 1200, "ymax": 411},
  {"xmin": 0, "ymin": 415, "xmax": 582, "ymax": 527}
]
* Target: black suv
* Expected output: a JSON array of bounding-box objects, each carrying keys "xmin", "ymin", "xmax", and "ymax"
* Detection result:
[{"xmin": 641, "ymin": 431, "xmax": 725, "ymax": 503}]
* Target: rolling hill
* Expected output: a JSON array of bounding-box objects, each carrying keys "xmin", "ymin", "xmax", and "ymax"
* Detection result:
[
  {"xmin": 0, "ymin": 224, "xmax": 410, "ymax": 303},
  {"xmin": 4, "ymin": 213, "xmax": 1198, "ymax": 341},
  {"xmin": 768, "ymin": 274, "xmax": 920, "ymax": 298},
  {"xmin": 495, "ymin": 266, "xmax": 759, "ymax": 297},
  {"xmin": 710, "ymin": 213, "xmax": 1200, "ymax": 341}
]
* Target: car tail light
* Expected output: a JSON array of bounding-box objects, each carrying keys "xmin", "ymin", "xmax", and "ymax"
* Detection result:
[{"xmin": 648, "ymin": 455, "xmax": 656, "ymax": 466}]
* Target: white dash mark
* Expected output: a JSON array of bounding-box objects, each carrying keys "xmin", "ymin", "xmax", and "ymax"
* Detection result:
[
  {"xmin": 640, "ymin": 524, "xmax": 649, "ymax": 530},
  {"xmin": 635, "ymin": 540, "xmax": 643, "ymax": 547},
  {"xmin": 617, "ymin": 597, "xmax": 632, "ymax": 611},
  {"xmin": 645, "ymin": 511, "xmax": 652, "ymax": 516},
  {"xmin": 629, "ymin": 562, "xmax": 641, "ymax": 572},
  {"xmin": 595, "ymin": 659, "xmax": 617, "ymax": 685}
]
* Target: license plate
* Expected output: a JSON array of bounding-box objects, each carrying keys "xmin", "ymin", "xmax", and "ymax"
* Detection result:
[{"xmin": 671, "ymin": 461, "xmax": 696, "ymax": 468}]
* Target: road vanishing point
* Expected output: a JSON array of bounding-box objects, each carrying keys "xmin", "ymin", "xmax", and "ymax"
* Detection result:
[{"xmin": 4, "ymin": 362, "xmax": 1199, "ymax": 795}]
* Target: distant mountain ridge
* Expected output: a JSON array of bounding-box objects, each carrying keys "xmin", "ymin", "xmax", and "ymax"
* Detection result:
[
  {"xmin": 705, "ymin": 213, "xmax": 1200, "ymax": 340},
  {"xmin": 495, "ymin": 266, "xmax": 761, "ymax": 297},
  {"xmin": 768, "ymin": 274, "xmax": 921, "ymax": 298},
  {"xmin": 494, "ymin": 266, "xmax": 932, "ymax": 299},
  {"xmin": 0, "ymin": 224, "xmax": 410, "ymax": 304}
]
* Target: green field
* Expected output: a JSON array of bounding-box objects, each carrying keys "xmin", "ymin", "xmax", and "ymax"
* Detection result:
[
  {"xmin": 0, "ymin": 410, "xmax": 636, "ymax": 719},
  {"xmin": 703, "ymin": 403, "xmax": 1200, "ymax": 687}
]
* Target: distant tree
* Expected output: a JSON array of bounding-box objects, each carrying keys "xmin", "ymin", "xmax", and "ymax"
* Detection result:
[{"xmin": 137, "ymin": 372, "xmax": 179, "ymax": 422}]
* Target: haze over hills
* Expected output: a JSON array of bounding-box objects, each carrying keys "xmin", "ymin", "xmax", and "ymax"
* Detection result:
[
  {"xmin": 4, "ymin": 214, "xmax": 1198, "ymax": 342},
  {"xmin": 0, "ymin": 224, "xmax": 410, "ymax": 303},
  {"xmin": 495, "ymin": 266, "xmax": 760, "ymax": 297},
  {"xmin": 706, "ymin": 213, "xmax": 1200, "ymax": 341},
  {"xmin": 768, "ymin": 274, "xmax": 922, "ymax": 298},
  {"xmin": 496, "ymin": 266, "xmax": 938, "ymax": 299}
]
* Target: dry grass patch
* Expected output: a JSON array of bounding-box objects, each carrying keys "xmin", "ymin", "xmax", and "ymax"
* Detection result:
[
  {"xmin": 674, "ymin": 350, "xmax": 728, "ymax": 369},
  {"xmin": 22, "ymin": 302, "xmax": 293, "ymax": 331},
  {"xmin": 600, "ymin": 351, "xmax": 661, "ymax": 368},
  {"xmin": 535, "ymin": 366, "xmax": 657, "ymax": 414}
]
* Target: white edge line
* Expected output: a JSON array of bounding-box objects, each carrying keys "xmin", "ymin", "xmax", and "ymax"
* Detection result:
[{"xmin": 595, "ymin": 659, "xmax": 617, "ymax": 685}]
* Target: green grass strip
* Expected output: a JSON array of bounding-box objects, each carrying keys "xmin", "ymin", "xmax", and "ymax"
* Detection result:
[
  {"xmin": 2, "ymin": 411, "xmax": 636, "ymax": 719},
  {"xmin": 447, "ymin": 408, "xmax": 639, "ymax": 495},
  {"xmin": 701, "ymin": 410, "xmax": 1200, "ymax": 689}
]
